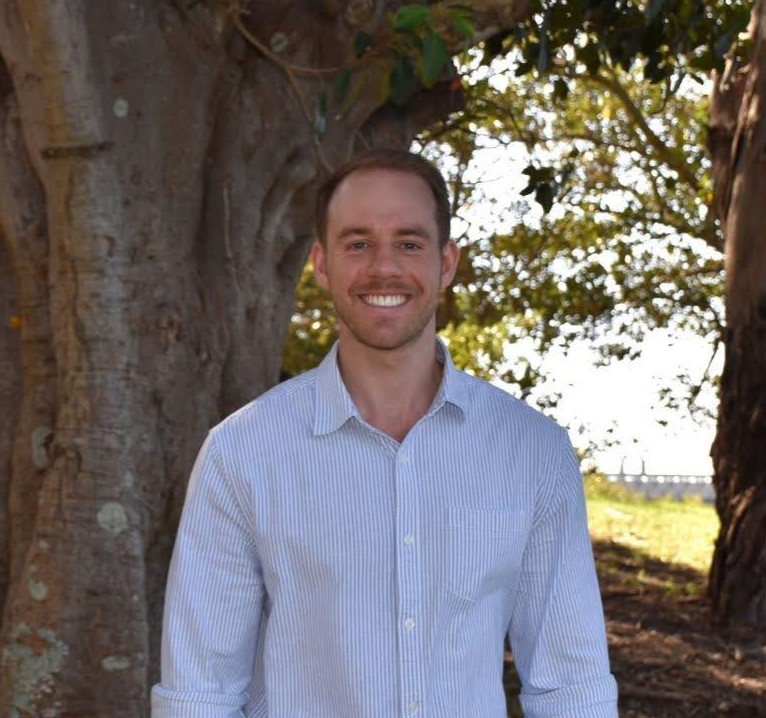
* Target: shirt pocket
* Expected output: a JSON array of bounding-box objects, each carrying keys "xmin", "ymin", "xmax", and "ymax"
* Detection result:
[{"xmin": 446, "ymin": 506, "xmax": 528, "ymax": 603}]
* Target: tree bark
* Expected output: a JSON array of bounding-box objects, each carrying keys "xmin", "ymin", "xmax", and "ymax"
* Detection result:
[
  {"xmin": 0, "ymin": 1, "xmax": 529, "ymax": 714},
  {"xmin": 709, "ymin": 0, "xmax": 766, "ymax": 626}
]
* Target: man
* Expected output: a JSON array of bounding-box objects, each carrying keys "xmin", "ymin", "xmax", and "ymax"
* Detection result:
[{"xmin": 152, "ymin": 149, "xmax": 618, "ymax": 717}]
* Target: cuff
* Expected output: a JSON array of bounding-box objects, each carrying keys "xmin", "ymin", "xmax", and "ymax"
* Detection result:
[{"xmin": 151, "ymin": 684, "xmax": 247, "ymax": 718}]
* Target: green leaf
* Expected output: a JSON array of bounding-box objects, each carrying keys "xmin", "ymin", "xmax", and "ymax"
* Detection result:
[
  {"xmin": 270, "ymin": 32, "xmax": 289, "ymax": 54},
  {"xmin": 314, "ymin": 91, "xmax": 327, "ymax": 135},
  {"xmin": 515, "ymin": 60, "xmax": 533, "ymax": 77},
  {"xmin": 451, "ymin": 15, "xmax": 475, "ymax": 39},
  {"xmin": 688, "ymin": 49, "xmax": 717, "ymax": 73},
  {"xmin": 392, "ymin": 4, "xmax": 430, "ymax": 32},
  {"xmin": 378, "ymin": 69, "xmax": 392, "ymax": 104},
  {"xmin": 537, "ymin": 33, "xmax": 550, "ymax": 74},
  {"xmin": 338, "ymin": 71, "xmax": 366, "ymax": 116},
  {"xmin": 534, "ymin": 181, "xmax": 553, "ymax": 212},
  {"xmin": 482, "ymin": 30, "xmax": 512, "ymax": 64},
  {"xmin": 577, "ymin": 42, "xmax": 601, "ymax": 75},
  {"xmin": 645, "ymin": 0, "xmax": 666, "ymax": 23},
  {"xmin": 553, "ymin": 78, "xmax": 569, "ymax": 101},
  {"xmin": 537, "ymin": 11, "xmax": 551, "ymax": 74},
  {"xmin": 354, "ymin": 31, "xmax": 372, "ymax": 57},
  {"xmin": 420, "ymin": 32, "xmax": 450, "ymax": 88},
  {"xmin": 390, "ymin": 54, "xmax": 418, "ymax": 106},
  {"xmin": 333, "ymin": 68, "xmax": 352, "ymax": 105}
]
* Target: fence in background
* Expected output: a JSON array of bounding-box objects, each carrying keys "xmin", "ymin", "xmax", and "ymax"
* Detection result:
[{"xmin": 604, "ymin": 472, "xmax": 715, "ymax": 503}]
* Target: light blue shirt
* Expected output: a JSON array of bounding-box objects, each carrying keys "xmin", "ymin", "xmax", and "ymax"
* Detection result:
[{"xmin": 152, "ymin": 341, "xmax": 618, "ymax": 718}]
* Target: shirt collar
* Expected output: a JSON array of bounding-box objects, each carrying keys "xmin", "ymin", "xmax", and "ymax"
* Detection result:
[
  {"xmin": 313, "ymin": 338, "xmax": 471, "ymax": 437},
  {"xmin": 313, "ymin": 343, "xmax": 361, "ymax": 436}
]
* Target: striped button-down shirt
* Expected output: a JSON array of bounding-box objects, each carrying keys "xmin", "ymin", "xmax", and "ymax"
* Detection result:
[{"xmin": 152, "ymin": 341, "xmax": 618, "ymax": 718}]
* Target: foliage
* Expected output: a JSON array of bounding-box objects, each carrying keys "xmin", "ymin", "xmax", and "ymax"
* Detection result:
[
  {"xmin": 497, "ymin": 0, "xmax": 751, "ymax": 82},
  {"xmin": 282, "ymin": 262, "xmax": 337, "ymax": 379}
]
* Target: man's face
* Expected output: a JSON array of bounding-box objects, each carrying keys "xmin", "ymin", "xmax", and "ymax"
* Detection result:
[{"xmin": 312, "ymin": 168, "xmax": 458, "ymax": 354}]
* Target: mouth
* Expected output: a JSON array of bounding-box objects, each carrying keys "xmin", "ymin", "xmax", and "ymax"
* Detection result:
[{"xmin": 360, "ymin": 294, "xmax": 408, "ymax": 308}]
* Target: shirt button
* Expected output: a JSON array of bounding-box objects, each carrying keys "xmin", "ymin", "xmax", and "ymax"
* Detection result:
[
  {"xmin": 404, "ymin": 617, "xmax": 415, "ymax": 630},
  {"xmin": 404, "ymin": 533, "xmax": 415, "ymax": 546},
  {"xmin": 407, "ymin": 700, "xmax": 420, "ymax": 714},
  {"xmin": 399, "ymin": 454, "xmax": 410, "ymax": 465}
]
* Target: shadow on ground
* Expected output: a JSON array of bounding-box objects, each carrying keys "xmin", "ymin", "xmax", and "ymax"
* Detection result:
[{"xmin": 503, "ymin": 539, "xmax": 766, "ymax": 718}]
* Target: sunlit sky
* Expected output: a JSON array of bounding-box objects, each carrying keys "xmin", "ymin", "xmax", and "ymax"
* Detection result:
[{"xmin": 529, "ymin": 331, "xmax": 719, "ymax": 476}]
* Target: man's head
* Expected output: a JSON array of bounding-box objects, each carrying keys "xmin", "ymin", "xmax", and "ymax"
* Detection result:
[
  {"xmin": 310, "ymin": 150, "xmax": 459, "ymax": 354},
  {"xmin": 315, "ymin": 149, "xmax": 452, "ymax": 249}
]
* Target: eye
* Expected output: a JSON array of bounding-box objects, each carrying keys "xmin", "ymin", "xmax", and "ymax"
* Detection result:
[
  {"xmin": 401, "ymin": 241, "xmax": 423, "ymax": 251},
  {"xmin": 347, "ymin": 240, "xmax": 369, "ymax": 251}
]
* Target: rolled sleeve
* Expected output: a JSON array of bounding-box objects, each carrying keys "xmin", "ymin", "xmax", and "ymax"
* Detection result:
[
  {"xmin": 151, "ymin": 685, "xmax": 248, "ymax": 718},
  {"xmin": 509, "ymin": 428, "xmax": 618, "ymax": 718},
  {"xmin": 152, "ymin": 431, "xmax": 265, "ymax": 718}
]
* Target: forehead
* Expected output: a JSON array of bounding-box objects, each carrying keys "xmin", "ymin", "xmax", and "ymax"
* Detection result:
[{"xmin": 327, "ymin": 168, "xmax": 437, "ymax": 221}]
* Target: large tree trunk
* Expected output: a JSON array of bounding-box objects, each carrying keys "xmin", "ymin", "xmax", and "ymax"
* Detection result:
[
  {"xmin": 0, "ymin": 1, "xmax": 527, "ymax": 714},
  {"xmin": 709, "ymin": 0, "xmax": 766, "ymax": 626}
]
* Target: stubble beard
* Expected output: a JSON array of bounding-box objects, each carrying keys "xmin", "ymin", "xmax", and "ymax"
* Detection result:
[{"xmin": 334, "ymin": 294, "xmax": 439, "ymax": 353}]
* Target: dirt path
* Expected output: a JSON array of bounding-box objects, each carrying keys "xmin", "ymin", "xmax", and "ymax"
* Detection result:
[
  {"xmin": 596, "ymin": 539, "xmax": 766, "ymax": 718},
  {"xmin": 504, "ymin": 539, "xmax": 765, "ymax": 717}
]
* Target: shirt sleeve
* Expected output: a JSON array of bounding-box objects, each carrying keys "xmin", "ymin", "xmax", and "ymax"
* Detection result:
[
  {"xmin": 508, "ymin": 427, "xmax": 619, "ymax": 718},
  {"xmin": 151, "ymin": 431, "xmax": 265, "ymax": 718}
]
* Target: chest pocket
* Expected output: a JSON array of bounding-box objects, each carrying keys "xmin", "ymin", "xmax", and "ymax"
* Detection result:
[{"xmin": 446, "ymin": 506, "xmax": 528, "ymax": 603}]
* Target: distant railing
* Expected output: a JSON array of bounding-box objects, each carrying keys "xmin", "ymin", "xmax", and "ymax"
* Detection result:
[{"xmin": 604, "ymin": 472, "xmax": 715, "ymax": 503}]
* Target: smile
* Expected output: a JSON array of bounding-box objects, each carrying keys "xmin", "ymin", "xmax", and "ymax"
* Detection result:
[{"xmin": 361, "ymin": 294, "xmax": 408, "ymax": 307}]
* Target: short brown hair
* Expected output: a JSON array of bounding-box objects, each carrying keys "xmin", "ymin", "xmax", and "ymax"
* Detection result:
[{"xmin": 314, "ymin": 149, "xmax": 452, "ymax": 248}]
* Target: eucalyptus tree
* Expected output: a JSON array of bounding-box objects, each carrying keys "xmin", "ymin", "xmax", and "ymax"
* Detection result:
[{"xmin": 707, "ymin": 0, "xmax": 766, "ymax": 627}]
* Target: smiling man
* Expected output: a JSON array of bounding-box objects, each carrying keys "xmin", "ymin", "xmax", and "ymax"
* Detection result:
[{"xmin": 152, "ymin": 149, "xmax": 618, "ymax": 718}]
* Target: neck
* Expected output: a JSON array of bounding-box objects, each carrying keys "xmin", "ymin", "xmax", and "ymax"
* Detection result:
[{"xmin": 337, "ymin": 333, "xmax": 443, "ymax": 443}]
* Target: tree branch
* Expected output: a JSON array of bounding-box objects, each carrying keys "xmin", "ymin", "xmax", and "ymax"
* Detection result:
[{"xmin": 587, "ymin": 70, "xmax": 701, "ymax": 191}]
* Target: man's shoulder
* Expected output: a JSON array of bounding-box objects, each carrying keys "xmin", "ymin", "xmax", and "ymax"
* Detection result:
[
  {"xmin": 456, "ymin": 370, "xmax": 564, "ymax": 439},
  {"xmin": 213, "ymin": 369, "xmax": 318, "ymax": 438}
]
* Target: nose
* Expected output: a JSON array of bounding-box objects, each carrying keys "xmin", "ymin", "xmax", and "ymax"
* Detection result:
[{"xmin": 366, "ymin": 244, "xmax": 402, "ymax": 278}]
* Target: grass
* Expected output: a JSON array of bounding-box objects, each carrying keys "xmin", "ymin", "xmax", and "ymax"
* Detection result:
[{"xmin": 585, "ymin": 476, "xmax": 720, "ymax": 574}]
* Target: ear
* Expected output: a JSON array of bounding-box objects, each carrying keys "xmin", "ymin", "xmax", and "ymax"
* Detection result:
[
  {"xmin": 440, "ymin": 240, "xmax": 459, "ymax": 289},
  {"xmin": 311, "ymin": 241, "xmax": 330, "ymax": 290}
]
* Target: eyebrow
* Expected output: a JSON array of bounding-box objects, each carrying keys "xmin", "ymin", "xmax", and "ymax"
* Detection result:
[{"xmin": 336, "ymin": 224, "xmax": 434, "ymax": 240}]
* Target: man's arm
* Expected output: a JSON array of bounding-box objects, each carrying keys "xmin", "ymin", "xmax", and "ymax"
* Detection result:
[
  {"xmin": 508, "ymin": 428, "xmax": 618, "ymax": 718},
  {"xmin": 152, "ymin": 431, "xmax": 265, "ymax": 718}
]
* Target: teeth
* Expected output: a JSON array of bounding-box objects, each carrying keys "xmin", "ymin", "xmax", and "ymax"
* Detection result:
[{"xmin": 362, "ymin": 294, "xmax": 407, "ymax": 307}]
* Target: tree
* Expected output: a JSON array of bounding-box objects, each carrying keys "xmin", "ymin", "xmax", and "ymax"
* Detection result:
[
  {"xmin": 0, "ymin": 1, "xmax": 528, "ymax": 715},
  {"xmin": 709, "ymin": 0, "xmax": 766, "ymax": 626}
]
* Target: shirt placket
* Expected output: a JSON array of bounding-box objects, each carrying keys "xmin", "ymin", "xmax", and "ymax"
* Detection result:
[{"xmin": 395, "ymin": 442, "xmax": 425, "ymax": 718}]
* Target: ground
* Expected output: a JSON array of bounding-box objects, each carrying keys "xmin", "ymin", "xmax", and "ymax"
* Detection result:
[{"xmin": 504, "ymin": 539, "xmax": 766, "ymax": 717}]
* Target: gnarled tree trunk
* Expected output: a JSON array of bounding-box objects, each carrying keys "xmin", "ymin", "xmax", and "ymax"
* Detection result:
[
  {"xmin": 709, "ymin": 0, "xmax": 766, "ymax": 626},
  {"xmin": 0, "ymin": 1, "xmax": 527, "ymax": 714}
]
